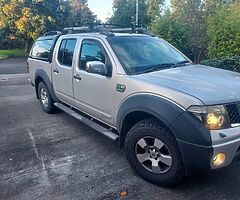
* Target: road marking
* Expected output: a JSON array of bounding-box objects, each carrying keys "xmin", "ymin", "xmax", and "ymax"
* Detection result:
[
  {"xmin": 27, "ymin": 129, "xmax": 40, "ymax": 159},
  {"xmin": 0, "ymin": 78, "xmax": 8, "ymax": 81},
  {"xmin": 0, "ymin": 73, "xmax": 29, "ymax": 79},
  {"xmin": 28, "ymin": 129, "xmax": 51, "ymax": 185},
  {"xmin": 41, "ymin": 156, "xmax": 46, "ymax": 171}
]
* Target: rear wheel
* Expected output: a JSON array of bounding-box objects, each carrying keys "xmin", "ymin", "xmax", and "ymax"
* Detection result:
[
  {"xmin": 38, "ymin": 82, "xmax": 55, "ymax": 113},
  {"xmin": 124, "ymin": 118, "xmax": 184, "ymax": 186}
]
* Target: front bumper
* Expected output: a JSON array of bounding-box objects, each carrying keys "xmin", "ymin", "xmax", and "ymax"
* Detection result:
[
  {"xmin": 211, "ymin": 134, "xmax": 240, "ymax": 169},
  {"xmin": 171, "ymin": 111, "xmax": 240, "ymax": 174},
  {"xmin": 177, "ymin": 140, "xmax": 213, "ymax": 174},
  {"xmin": 178, "ymin": 126, "xmax": 240, "ymax": 175}
]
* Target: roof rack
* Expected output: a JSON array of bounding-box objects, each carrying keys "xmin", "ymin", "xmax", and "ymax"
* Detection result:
[
  {"xmin": 134, "ymin": 28, "xmax": 155, "ymax": 37},
  {"xmin": 63, "ymin": 25, "xmax": 114, "ymax": 37},
  {"xmin": 43, "ymin": 31, "xmax": 62, "ymax": 36},
  {"xmin": 63, "ymin": 24, "xmax": 155, "ymax": 37}
]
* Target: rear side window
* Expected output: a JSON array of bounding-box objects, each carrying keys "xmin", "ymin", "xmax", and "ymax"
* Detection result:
[
  {"xmin": 58, "ymin": 39, "xmax": 77, "ymax": 67},
  {"xmin": 30, "ymin": 39, "xmax": 53, "ymax": 60}
]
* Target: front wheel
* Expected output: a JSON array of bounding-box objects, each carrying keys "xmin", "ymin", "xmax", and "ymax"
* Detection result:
[
  {"xmin": 38, "ymin": 82, "xmax": 55, "ymax": 114},
  {"xmin": 124, "ymin": 118, "xmax": 184, "ymax": 186}
]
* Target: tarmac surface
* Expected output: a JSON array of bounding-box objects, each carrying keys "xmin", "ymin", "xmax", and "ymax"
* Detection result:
[
  {"xmin": 1, "ymin": 58, "xmax": 240, "ymax": 200},
  {"xmin": 0, "ymin": 57, "xmax": 28, "ymax": 74}
]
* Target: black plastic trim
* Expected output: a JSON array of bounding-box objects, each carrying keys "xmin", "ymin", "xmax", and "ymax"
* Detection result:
[
  {"xmin": 34, "ymin": 69, "xmax": 58, "ymax": 102},
  {"xmin": 170, "ymin": 111, "xmax": 212, "ymax": 146},
  {"xmin": 177, "ymin": 140, "xmax": 213, "ymax": 174},
  {"xmin": 117, "ymin": 94, "xmax": 184, "ymax": 130}
]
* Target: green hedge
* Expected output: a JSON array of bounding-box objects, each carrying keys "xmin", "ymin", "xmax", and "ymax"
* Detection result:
[{"xmin": 201, "ymin": 56, "xmax": 240, "ymax": 73}]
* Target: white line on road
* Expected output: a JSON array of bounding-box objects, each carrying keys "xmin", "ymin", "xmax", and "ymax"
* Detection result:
[
  {"xmin": 0, "ymin": 73, "xmax": 29, "ymax": 79},
  {"xmin": 28, "ymin": 129, "xmax": 51, "ymax": 185},
  {"xmin": 28, "ymin": 129, "xmax": 40, "ymax": 159}
]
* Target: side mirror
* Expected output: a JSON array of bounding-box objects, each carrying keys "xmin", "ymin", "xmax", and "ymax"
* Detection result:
[{"xmin": 86, "ymin": 61, "xmax": 107, "ymax": 76}]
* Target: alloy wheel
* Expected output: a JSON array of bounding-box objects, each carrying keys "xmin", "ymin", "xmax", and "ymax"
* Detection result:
[
  {"xmin": 135, "ymin": 136, "xmax": 172, "ymax": 174},
  {"xmin": 40, "ymin": 88, "xmax": 49, "ymax": 107}
]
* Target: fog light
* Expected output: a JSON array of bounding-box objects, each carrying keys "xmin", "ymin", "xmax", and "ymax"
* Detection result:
[{"xmin": 213, "ymin": 153, "xmax": 226, "ymax": 166}]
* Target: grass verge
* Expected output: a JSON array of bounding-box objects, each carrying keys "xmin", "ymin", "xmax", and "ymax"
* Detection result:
[
  {"xmin": 0, "ymin": 54, "xmax": 10, "ymax": 60},
  {"xmin": 0, "ymin": 49, "xmax": 27, "ymax": 60}
]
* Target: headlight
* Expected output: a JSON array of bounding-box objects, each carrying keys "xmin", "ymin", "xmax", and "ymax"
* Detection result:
[{"xmin": 188, "ymin": 105, "xmax": 231, "ymax": 130}]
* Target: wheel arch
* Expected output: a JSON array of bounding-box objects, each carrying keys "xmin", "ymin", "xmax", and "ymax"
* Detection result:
[
  {"xmin": 34, "ymin": 69, "xmax": 58, "ymax": 102},
  {"xmin": 116, "ymin": 94, "xmax": 185, "ymax": 148}
]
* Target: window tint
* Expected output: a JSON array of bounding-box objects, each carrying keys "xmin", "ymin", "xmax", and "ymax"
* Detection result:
[
  {"xmin": 80, "ymin": 40, "xmax": 106, "ymax": 70},
  {"xmin": 107, "ymin": 36, "xmax": 188, "ymax": 75},
  {"xmin": 31, "ymin": 39, "xmax": 53, "ymax": 60},
  {"xmin": 58, "ymin": 40, "xmax": 66, "ymax": 64},
  {"xmin": 58, "ymin": 39, "xmax": 77, "ymax": 67}
]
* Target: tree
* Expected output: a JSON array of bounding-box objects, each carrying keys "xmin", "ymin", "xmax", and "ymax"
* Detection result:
[
  {"xmin": 167, "ymin": 0, "xmax": 208, "ymax": 62},
  {"xmin": 109, "ymin": 0, "xmax": 150, "ymax": 27},
  {"xmin": 0, "ymin": 0, "xmax": 97, "ymax": 51},
  {"xmin": 0, "ymin": 0, "xmax": 26, "ymax": 50},
  {"xmin": 0, "ymin": 0, "xmax": 59, "ymax": 51},
  {"xmin": 150, "ymin": 11, "xmax": 188, "ymax": 54},
  {"xmin": 68, "ymin": 0, "xmax": 96, "ymax": 26},
  {"xmin": 146, "ymin": 0, "xmax": 165, "ymax": 22},
  {"xmin": 207, "ymin": 2, "xmax": 240, "ymax": 58}
]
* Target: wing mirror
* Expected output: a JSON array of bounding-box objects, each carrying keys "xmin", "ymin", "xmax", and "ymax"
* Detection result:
[{"xmin": 86, "ymin": 61, "xmax": 107, "ymax": 76}]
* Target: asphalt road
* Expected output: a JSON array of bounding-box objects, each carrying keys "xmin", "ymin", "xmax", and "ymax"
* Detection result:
[
  {"xmin": 0, "ymin": 57, "xmax": 28, "ymax": 74},
  {"xmin": 1, "ymin": 58, "xmax": 240, "ymax": 200}
]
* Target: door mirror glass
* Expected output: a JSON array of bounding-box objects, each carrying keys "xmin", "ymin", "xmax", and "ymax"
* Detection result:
[{"xmin": 86, "ymin": 61, "xmax": 107, "ymax": 75}]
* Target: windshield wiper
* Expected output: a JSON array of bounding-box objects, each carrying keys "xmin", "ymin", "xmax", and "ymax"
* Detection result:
[
  {"xmin": 173, "ymin": 60, "xmax": 191, "ymax": 67},
  {"xmin": 133, "ymin": 61, "xmax": 191, "ymax": 75},
  {"xmin": 141, "ymin": 63, "xmax": 175, "ymax": 73}
]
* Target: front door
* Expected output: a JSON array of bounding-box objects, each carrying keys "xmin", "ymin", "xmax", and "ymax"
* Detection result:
[
  {"xmin": 73, "ymin": 39, "xmax": 116, "ymax": 125},
  {"xmin": 52, "ymin": 38, "xmax": 77, "ymax": 99}
]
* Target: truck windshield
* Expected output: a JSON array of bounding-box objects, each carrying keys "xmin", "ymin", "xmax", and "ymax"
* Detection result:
[{"xmin": 107, "ymin": 36, "xmax": 189, "ymax": 75}]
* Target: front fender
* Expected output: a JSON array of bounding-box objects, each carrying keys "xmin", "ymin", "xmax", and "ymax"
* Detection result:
[
  {"xmin": 116, "ymin": 93, "xmax": 212, "ymax": 146},
  {"xmin": 116, "ymin": 93, "xmax": 185, "ymax": 134}
]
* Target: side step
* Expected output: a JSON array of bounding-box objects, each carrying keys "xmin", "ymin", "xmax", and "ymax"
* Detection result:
[{"xmin": 54, "ymin": 102, "xmax": 119, "ymax": 141}]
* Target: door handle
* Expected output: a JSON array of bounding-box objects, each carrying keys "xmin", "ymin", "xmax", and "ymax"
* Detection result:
[
  {"xmin": 53, "ymin": 68, "xmax": 59, "ymax": 74},
  {"xmin": 73, "ymin": 74, "xmax": 81, "ymax": 81}
]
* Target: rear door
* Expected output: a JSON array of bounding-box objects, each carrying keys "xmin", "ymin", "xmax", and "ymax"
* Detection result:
[{"xmin": 52, "ymin": 38, "xmax": 77, "ymax": 99}]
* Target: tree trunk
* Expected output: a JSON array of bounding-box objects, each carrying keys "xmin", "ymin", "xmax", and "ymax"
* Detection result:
[{"xmin": 24, "ymin": 39, "xmax": 32, "ymax": 53}]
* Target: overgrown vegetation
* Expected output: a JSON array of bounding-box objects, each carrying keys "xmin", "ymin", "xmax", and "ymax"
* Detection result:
[
  {"xmin": 207, "ymin": 3, "xmax": 240, "ymax": 58},
  {"xmin": 109, "ymin": 0, "xmax": 240, "ymax": 63},
  {"xmin": 201, "ymin": 56, "xmax": 240, "ymax": 73},
  {"xmin": 0, "ymin": 0, "xmax": 97, "ymax": 52},
  {"xmin": 0, "ymin": 0, "xmax": 239, "ymax": 64}
]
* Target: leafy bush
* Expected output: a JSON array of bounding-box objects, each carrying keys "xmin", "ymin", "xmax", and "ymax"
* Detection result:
[
  {"xmin": 150, "ymin": 11, "xmax": 188, "ymax": 56},
  {"xmin": 201, "ymin": 56, "xmax": 240, "ymax": 73},
  {"xmin": 207, "ymin": 3, "xmax": 240, "ymax": 58}
]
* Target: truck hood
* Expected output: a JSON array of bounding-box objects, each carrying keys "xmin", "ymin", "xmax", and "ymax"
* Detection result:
[{"xmin": 133, "ymin": 64, "xmax": 240, "ymax": 105}]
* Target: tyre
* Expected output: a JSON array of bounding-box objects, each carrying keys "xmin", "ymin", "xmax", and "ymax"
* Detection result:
[
  {"xmin": 124, "ymin": 118, "xmax": 184, "ymax": 186},
  {"xmin": 38, "ymin": 82, "xmax": 55, "ymax": 114}
]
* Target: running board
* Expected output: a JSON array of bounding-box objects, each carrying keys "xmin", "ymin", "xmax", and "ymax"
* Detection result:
[{"xmin": 54, "ymin": 102, "xmax": 119, "ymax": 141}]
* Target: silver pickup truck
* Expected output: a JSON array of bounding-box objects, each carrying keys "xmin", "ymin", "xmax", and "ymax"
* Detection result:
[{"xmin": 28, "ymin": 25, "xmax": 240, "ymax": 186}]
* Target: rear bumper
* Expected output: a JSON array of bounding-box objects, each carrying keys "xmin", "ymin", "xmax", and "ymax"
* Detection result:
[{"xmin": 28, "ymin": 78, "xmax": 34, "ymax": 86}]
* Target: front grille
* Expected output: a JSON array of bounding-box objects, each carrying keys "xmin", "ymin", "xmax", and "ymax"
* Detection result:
[{"xmin": 226, "ymin": 104, "xmax": 240, "ymax": 124}]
